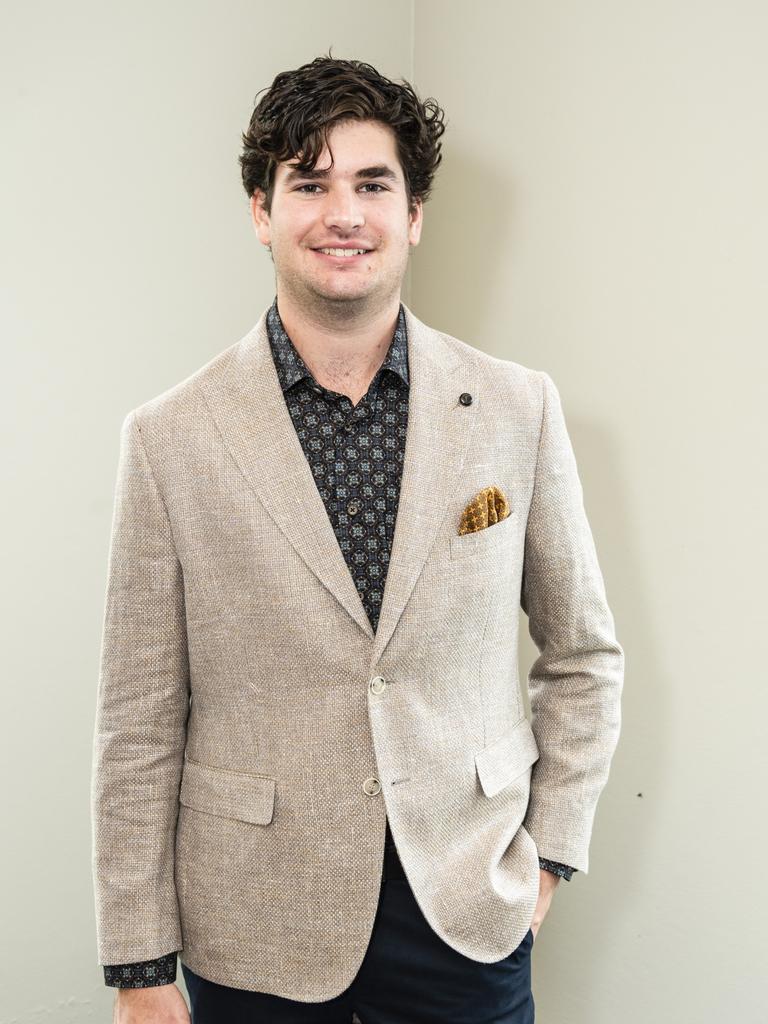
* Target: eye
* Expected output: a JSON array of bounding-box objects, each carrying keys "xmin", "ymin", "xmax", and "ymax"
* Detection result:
[{"xmin": 294, "ymin": 183, "xmax": 388, "ymax": 195}]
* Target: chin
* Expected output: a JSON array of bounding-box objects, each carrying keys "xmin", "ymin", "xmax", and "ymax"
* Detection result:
[{"xmin": 310, "ymin": 282, "xmax": 376, "ymax": 302}]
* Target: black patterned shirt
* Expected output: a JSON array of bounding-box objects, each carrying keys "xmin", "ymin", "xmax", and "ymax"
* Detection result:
[{"xmin": 102, "ymin": 297, "xmax": 575, "ymax": 987}]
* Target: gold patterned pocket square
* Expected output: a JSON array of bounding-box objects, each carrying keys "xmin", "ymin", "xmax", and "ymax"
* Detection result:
[{"xmin": 458, "ymin": 485, "xmax": 511, "ymax": 536}]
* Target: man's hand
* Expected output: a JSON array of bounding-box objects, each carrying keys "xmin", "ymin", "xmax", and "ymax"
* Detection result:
[
  {"xmin": 113, "ymin": 983, "xmax": 190, "ymax": 1023},
  {"xmin": 530, "ymin": 868, "xmax": 561, "ymax": 942}
]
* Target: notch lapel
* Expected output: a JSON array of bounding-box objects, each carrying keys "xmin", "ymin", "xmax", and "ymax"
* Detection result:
[
  {"xmin": 370, "ymin": 306, "xmax": 479, "ymax": 665},
  {"xmin": 197, "ymin": 303, "xmax": 480, "ymax": 663}
]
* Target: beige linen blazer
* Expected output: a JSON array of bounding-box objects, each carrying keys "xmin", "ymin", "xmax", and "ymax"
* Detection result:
[{"xmin": 91, "ymin": 302, "xmax": 624, "ymax": 1000}]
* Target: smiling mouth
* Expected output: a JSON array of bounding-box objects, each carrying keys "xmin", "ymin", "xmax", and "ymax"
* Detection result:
[{"xmin": 312, "ymin": 247, "xmax": 372, "ymax": 259}]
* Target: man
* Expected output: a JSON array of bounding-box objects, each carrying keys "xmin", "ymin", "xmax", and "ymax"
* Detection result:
[{"xmin": 91, "ymin": 55, "xmax": 623, "ymax": 1023}]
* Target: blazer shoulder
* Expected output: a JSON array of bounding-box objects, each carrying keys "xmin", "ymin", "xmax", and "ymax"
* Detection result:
[
  {"xmin": 434, "ymin": 324, "xmax": 549, "ymax": 410},
  {"xmin": 121, "ymin": 332, "xmax": 245, "ymax": 433}
]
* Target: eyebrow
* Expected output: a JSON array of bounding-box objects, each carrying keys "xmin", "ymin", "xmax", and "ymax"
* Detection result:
[{"xmin": 283, "ymin": 164, "xmax": 399, "ymax": 185}]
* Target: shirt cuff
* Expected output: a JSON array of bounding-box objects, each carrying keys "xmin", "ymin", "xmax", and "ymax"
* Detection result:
[
  {"xmin": 103, "ymin": 951, "xmax": 178, "ymax": 988},
  {"xmin": 538, "ymin": 857, "xmax": 576, "ymax": 880}
]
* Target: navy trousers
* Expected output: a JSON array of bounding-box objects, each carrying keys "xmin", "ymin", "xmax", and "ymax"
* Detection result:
[{"xmin": 181, "ymin": 843, "xmax": 535, "ymax": 1023}]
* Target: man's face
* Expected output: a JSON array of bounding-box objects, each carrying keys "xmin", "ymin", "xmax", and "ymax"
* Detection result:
[{"xmin": 250, "ymin": 118, "xmax": 423, "ymax": 309}]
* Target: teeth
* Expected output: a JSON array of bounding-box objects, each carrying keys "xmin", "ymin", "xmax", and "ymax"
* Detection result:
[{"xmin": 317, "ymin": 247, "xmax": 368, "ymax": 256}]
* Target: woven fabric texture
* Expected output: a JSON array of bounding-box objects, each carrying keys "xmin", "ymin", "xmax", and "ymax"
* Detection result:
[{"xmin": 91, "ymin": 302, "xmax": 623, "ymax": 1001}]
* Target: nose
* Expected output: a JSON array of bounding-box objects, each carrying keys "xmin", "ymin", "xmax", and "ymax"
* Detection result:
[{"xmin": 322, "ymin": 186, "xmax": 365, "ymax": 233}]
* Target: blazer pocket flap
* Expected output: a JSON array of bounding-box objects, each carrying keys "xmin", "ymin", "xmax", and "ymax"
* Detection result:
[
  {"xmin": 475, "ymin": 717, "xmax": 540, "ymax": 798},
  {"xmin": 179, "ymin": 757, "xmax": 276, "ymax": 824}
]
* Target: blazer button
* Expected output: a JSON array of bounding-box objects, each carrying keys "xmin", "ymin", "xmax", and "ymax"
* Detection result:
[
  {"xmin": 363, "ymin": 778, "xmax": 382, "ymax": 796},
  {"xmin": 459, "ymin": 392, "xmax": 473, "ymax": 406},
  {"xmin": 369, "ymin": 676, "xmax": 386, "ymax": 694}
]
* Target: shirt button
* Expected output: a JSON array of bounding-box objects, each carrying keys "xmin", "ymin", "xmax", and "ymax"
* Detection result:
[
  {"xmin": 362, "ymin": 778, "xmax": 382, "ymax": 796},
  {"xmin": 369, "ymin": 676, "xmax": 386, "ymax": 694},
  {"xmin": 347, "ymin": 501, "xmax": 359, "ymax": 515}
]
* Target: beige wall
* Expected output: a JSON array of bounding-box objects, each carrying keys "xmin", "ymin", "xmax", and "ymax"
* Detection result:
[{"xmin": 1, "ymin": 1, "xmax": 764, "ymax": 1020}]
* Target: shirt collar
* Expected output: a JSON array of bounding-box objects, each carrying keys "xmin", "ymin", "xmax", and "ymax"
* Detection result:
[{"xmin": 265, "ymin": 296, "xmax": 410, "ymax": 393}]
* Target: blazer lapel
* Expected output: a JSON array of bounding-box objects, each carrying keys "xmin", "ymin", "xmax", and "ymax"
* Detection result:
[
  {"xmin": 197, "ymin": 302, "xmax": 480, "ymax": 663},
  {"xmin": 370, "ymin": 306, "xmax": 479, "ymax": 665}
]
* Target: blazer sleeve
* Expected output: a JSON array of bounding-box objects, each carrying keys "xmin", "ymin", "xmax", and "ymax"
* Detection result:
[
  {"xmin": 520, "ymin": 372, "xmax": 624, "ymax": 874},
  {"xmin": 90, "ymin": 410, "xmax": 190, "ymax": 965}
]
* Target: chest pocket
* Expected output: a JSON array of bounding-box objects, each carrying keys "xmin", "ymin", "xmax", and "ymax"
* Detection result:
[{"xmin": 450, "ymin": 511, "xmax": 517, "ymax": 561}]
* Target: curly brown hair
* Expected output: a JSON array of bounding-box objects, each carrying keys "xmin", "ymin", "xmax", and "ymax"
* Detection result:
[{"xmin": 239, "ymin": 52, "xmax": 446, "ymax": 216}]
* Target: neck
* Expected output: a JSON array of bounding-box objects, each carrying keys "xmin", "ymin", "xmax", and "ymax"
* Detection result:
[{"xmin": 274, "ymin": 288, "xmax": 402, "ymax": 401}]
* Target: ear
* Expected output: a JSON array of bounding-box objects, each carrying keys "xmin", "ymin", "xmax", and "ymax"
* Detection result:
[
  {"xmin": 408, "ymin": 197, "xmax": 423, "ymax": 247},
  {"xmin": 250, "ymin": 189, "xmax": 271, "ymax": 246}
]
